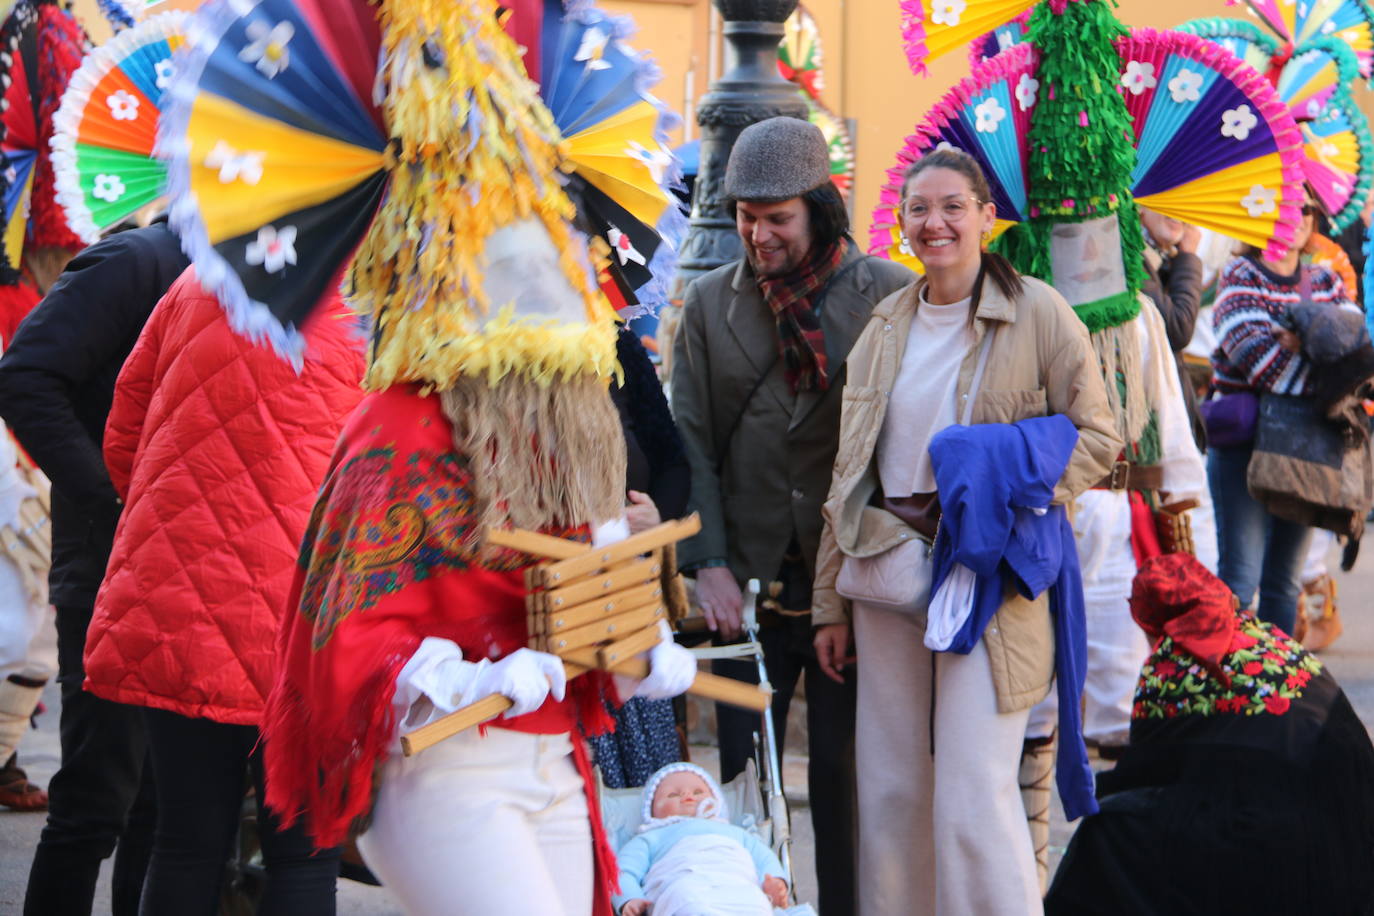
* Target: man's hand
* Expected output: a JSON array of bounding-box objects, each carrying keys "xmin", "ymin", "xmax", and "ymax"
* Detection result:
[
  {"xmin": 762, "ymin": 875, "xmax": 789, "ymax": 907},
  {"xmin": 625, "ymin": 490, "xmax": 661, "ymax": 535},
  {"xmin": 814, "ymin": 623, "xmax": 854, "ymax": 684},
  {"xmin": 1177, "ymin": 223, "xmax": 1201, "ymax": 255},
  {"xmin": 621, "ymin": 898, "xmax": 651, "ymax": 916},
  {"xmin": 695, "ymin": 566, "xmax": 743, "ymax": 640}
]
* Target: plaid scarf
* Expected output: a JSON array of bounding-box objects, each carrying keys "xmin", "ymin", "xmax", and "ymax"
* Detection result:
[{"xmin": 758, "ymin": 241, "xmax": 846, "ymax": 392}]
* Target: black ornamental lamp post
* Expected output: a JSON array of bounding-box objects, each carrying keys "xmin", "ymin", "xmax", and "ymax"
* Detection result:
[{"xmin": 671, "ymin": 0, "xmax": 807, "ymax": 297}]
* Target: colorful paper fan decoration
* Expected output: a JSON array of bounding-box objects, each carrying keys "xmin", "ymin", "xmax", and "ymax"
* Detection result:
[
  {"xmin": 969, "ymin": 10, "xmax": 1030, "ymax": 66},
  {"xmin": 1244, "ymin": 0, "xmax": 1374, "ymax": 78},
  {"xmin": 157, "ymin": 0, "xmax": 387, "ymax": 358},
  {"xmin": 50, "ymin": 12, "xmax": 185, "ymax": 243},
  {"xmin": 900, "ymin": 0, "xmax": 1039, "ymax": 74},
  {"xmin": 1299, "ymin": 95, "xmax": 1374, "ymax": 228},
  {"xmin": 0, "ymin": 1, "xmax": 88, "ymax": 283},
  {"xmin": 871, "ymin": 28, "xmax": 1307, "ymax": 266},
  {"xmin": 535, "ymin": 0, "xmax": 684, "ymax": 315},
  {"xmin": 778, "ymin": 4, "xmax": 857, "ymax": 198},
  {"xmin": 1180, "ymin": 15, "xmax": 1372, "ymax": 228}
]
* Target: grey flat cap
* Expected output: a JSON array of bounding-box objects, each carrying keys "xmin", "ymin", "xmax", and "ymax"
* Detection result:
[{"xmin": 724, "ymin": 117, "xmax": 831, "ymax": 202}]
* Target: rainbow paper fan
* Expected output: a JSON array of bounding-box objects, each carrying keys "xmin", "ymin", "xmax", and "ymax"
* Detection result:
[
  {"xmin": 1244, "ymin": 0, "xmax": 1374, "ymax": 78},
  {"xmin": 1300, "ymin": 93, "xmax": 1374, "ymax": 229},
  {"xmin": 779, "ymin": 4, "xmax": 857, "ymax": 198},
  {"xmin": 536, "ymin": 0, "xmax": 684, "ymax": 314},
  {"xmin": 900, "ymin": 0, "xmax": 1038, "ymax": 74},
  {"xmin": 50, "ymin": 12, "xmax": 185, "ymax": 243},
  {"xmin": 157, "ymin": 0, "xmax": 386, "ymax": 360},
  {"xmin": 871, "ymin": 28, "xmax": 1306, "ymax": 264},
  {"xmin": 1180, "ymin": 19, "xmax": 1360, "ymax": 123}
]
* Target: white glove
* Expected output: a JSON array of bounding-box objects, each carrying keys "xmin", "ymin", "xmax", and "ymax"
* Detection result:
[
  {"xmin": 634, "ymin": 621, "xmax": 697, "ymax": 701},
  {"xmin": 471, "ymin": 648, "xmax": 568, "ymax": 718}
]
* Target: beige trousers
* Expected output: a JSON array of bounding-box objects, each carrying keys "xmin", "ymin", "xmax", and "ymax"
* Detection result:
[
  {"xmin": 359, "ymin": 727, "xmax": 594, "ymax": 916},
  {"xmin": 854, "ymin": 602, "xmax": 1042, "ymax": 916}
]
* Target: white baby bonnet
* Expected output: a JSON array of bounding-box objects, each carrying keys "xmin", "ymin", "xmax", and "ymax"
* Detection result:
[{"xmin": 638, "ymin": 762, "xmax": 729, "ymax": 833}]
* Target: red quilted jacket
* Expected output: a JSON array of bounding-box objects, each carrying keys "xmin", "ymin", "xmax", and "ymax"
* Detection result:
[{"xmin": 84, "ymin": 270, "xmax": 364, "ymax": 725}]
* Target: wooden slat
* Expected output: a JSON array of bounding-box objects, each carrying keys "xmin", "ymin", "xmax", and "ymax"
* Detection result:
[
  {"xmin": 484, "ymin": 527, "xmax": 584, "ymax": 560},
  {"xmin": 526, "ymin": 551, "xmax": 646, "ymax": 591},
  {"xmin": 540, "ymin": 557, "xmax": 661, "ymax": 609},
  {"xmin": 401, "ymin": 654, "xmax": 773, "ymax": 756},
  {"xmin": 539, "ymin": 514, "xmax": 701, "ymax": 584},
  {"xmin": 596, "ymin": 625, "xmax": 663, "ymax": 667},
  {"xmin": 544, "ymin": 605, "xmax": 664, "ymax": 654},
  {"xmin": 536, "ymin": 582, "xmax": 664, "ymax": 634}
]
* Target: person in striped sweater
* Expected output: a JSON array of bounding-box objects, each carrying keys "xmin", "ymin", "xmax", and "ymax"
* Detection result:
[{"xmin": 1208, "ymin": 197, "xmax": 1356, "ymax": 635}]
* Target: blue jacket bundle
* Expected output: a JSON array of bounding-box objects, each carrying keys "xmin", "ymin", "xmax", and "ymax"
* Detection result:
[{"xmin": 928, "ymin": 414, "xmax": 1097, "ymax": 820}]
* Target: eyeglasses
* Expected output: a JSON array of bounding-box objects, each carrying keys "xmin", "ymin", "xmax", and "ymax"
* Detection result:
[{"xmin": 899, "ymin": 195, "xmax": 984, "ymax": 223}]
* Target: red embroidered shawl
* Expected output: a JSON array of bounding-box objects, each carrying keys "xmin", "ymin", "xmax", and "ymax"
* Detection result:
[{"xmin": 262, "ymin": 385, "xmax": 617, "ymax": 906}]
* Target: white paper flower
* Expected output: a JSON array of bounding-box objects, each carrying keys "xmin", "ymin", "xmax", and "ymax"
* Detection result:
[
  {"xmin": 1240, "ymin": 184, "xmax": 1276, "ymax": 217},
  {"xmin": 204, "ymin": 140, "xmax": 265, "ymax": 185},
  {"xmin": 1221, "ymin": 105, "xmax": 1259, "ymax": 141},
  {"xmin": 238, "ymin": 20, "xmax": 294, "ymax": 79},
  {"xmin": 1168, "ymin": 68, "xmax": 1203, "ymax": 104},
  {"xmin": 106, "ymin": 90, "xmax": 139, "ymax": 122},
  {"xmin": 1320, "ymin": 141, "xmax": 1341, "ymax": 159},
  {"xmin": 974, "ymin": 96, "xmax": 1006, "ymax": 134},
  {"xmin": 607, "ymin": 225, "xmax": 646, "ymax": 266},
  {"xmin": 244, "ymin": 224, "xmax": 297, "ymax": 274},
  {"xmin": 625, "ymin": 140, "xmax": 672, "ymax": 187},
  {"xmin": 1015, "ymin": 73, "xmax": 1039, "ymax": 111},
  {"xmin": 155, "ymin": 58, "xmax": 174, "ymax": 91},
  {"xmin": 1321, "ymin": 19, "xmax": 1337, "ymax": 33},
  {"xmin": 1120, "ymin": 61, "xmax": 1157, "ymax": 96},
  {"xmin": 92, "ymin": 173, "xmax": 125, "ymax": 203},
  {"xmin": 930, "ymin": 0, "xmax": 966, "ymax": 27},
  {"xmin": 935, "ymin": 141, "xmax": 957, "ymax": 152},
  {"xmin": 997, "ymin": 28, "xmax": 1016, "ymax": 51},
  {"xmin": 575, "ymin": 26, "xmax": 612, "ymax": 71}
]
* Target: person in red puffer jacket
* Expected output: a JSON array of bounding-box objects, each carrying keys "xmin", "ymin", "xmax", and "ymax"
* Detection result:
[{"xmin": 83, "ymin": 268, "xmax": 364, "ymax": 914}]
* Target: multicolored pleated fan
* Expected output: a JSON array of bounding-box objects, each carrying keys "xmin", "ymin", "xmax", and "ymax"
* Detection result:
[
  {"xmin": 0, "ymin": 1, "xmax": 87, "ymax": 280},
  {"xmin": 1118, "ymin": 29, "xmax": 1305, "ymax": 253},
  {"xmin": 869, "ymin": 41, "xmax": 1037, "ymax": 270},
  {"xmin": 156, "ymin": 0, "xmax": 386, "ymax": 361},
  {"xmin": 537, "ymin": 0, "xmax": 684, "ymax": 314},
  {"xmin": 1300, "ymin": 93, "xmax": 1374, "ymax": 229},
  {"xmin": 50, "ymin": 12, "xmax": 185, "ymax": 243},
  {"xmin": 969, "ymin": 10, "xmax": 1029, "ymax": 66},
  {"xmin": 1244, "ymin": 0, "xmax": 1374, "ymax": 78},
  {"xmin": 900, "ymin": 0, "xmax": 1038, "ymax": 74},
  {"xmin": 872, "ymin": 28, "xmax": 1306, "ymax": 264}
]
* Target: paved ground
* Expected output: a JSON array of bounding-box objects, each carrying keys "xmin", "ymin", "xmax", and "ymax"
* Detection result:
[{"xmin": 1, "ymin": 540, "xmax": 1368, "ymax": 912}]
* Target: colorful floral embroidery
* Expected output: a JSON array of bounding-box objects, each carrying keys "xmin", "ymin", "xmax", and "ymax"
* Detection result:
[{"xmin": 1133, "ymin": 616, "xmax": 1323, "ymax": 719}]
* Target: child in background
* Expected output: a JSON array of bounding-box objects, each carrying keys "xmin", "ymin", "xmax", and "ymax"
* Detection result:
[{"xmin": 616, "ymin": 763, "xmax": 788, "ymax": 916}]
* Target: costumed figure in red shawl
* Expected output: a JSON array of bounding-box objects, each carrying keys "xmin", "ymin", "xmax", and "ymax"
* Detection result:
[{"xmin": 149, "ymin": 1, "xmax": 700, "ymax": 913}]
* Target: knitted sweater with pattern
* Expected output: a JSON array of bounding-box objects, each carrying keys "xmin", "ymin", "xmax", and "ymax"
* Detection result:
[{"xmin": 1210, "ymin": 255, "xmax": 1350, "ymax": 396}]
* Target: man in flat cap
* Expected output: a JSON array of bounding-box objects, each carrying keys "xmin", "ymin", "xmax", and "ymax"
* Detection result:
[{"xmin": 671, "ymin": 116, "xmax": 913, "ymax": 915}]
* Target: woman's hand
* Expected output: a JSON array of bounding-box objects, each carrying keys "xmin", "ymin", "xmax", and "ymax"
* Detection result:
[
  {"xmin": 621, "ymin": 898, "xmax": 651, "ymax": 916},
  {"xmin": 625, "ymin": 490, "xmax": 661, "ymax": 535},
  {"xmin": 762, "ymin": 875, "xmax": 789, "ymax": 907},
  {"xmin": 814, "ymin": 623, "xmax": 855, "ymax": 684},
  {"xmin": 1276, "ymin": 328, "xmax": 1302, "ymax": 353}
]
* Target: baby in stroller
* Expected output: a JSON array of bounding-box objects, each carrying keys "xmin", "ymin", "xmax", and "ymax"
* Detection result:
[{"xmin": 615, "ymin": 763, "xmax": 789, "ymax": 916}]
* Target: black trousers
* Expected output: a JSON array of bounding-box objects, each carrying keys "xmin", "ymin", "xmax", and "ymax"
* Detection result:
[
  {"xmin": 25, "ymin": 604, "xmax": 155, "ymax": 916},
  {"xmin": 139, "ymin": 708, "xmax": 341, "ymax": 916},
  {"xmin": 714, "ymin": 613, "xmax": 858, "ymax": 916}
]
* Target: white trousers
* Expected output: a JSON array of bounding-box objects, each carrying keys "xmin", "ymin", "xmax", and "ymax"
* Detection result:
[
  {"xmin": 359, "ymin": 726, "xmax": 595, "ymax": 916},
  {"xmin": 0, "ymin": 554, "xmax": 54, "ymax": 682},
  {"xmin": 1027, "ymin": 490, "xmax": 1148, "ymax": 746},
  {"xmin": 854, "ymin": 602, "xmax": 1041, "ymax": 916}
]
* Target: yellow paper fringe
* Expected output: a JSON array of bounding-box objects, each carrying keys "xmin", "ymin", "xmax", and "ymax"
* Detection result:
[{"xmin": 354, "ymin": 0, "xmax": 619, "ymax": 392}]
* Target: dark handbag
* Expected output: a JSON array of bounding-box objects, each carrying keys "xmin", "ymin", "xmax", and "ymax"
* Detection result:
[
  {"xmin": 1199, "ymin": 390, "xmax": 1259, "ymax": 447},
  {"xmin": 1247, "ymin": 393, "xmax": 1373, "ymax": 538}
]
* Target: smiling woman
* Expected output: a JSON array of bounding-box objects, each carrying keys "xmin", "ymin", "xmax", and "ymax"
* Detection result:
[{"xmin": 811, "ymin": 146, "xmax": 1121, "ymax": 913}]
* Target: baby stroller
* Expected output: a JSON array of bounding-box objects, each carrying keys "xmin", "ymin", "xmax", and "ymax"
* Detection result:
[{"xmin": 600, "ymin": 579, "xmax": 816, "ymax": 914}]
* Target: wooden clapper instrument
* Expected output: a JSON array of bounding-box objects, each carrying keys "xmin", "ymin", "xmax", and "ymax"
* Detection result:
[{"xmin": 400, "ymin": 513, "xmax": 772, "ymax": 755}]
